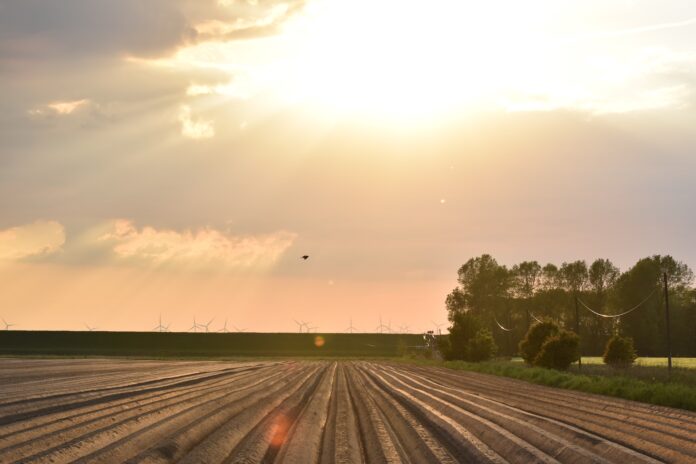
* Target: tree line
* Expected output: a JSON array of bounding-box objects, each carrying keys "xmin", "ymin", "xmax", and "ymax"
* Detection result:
[{"xmin": 445, "ymin": 254, "xmax": 696, "ymax": 357}]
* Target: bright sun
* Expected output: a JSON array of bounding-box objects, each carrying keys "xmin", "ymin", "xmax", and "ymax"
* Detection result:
[
  {"xmin": 275, "ymin": 0, "xmax": 543, "ymax": 120},
  {"xmin": 166, "ymin": 0, "xmax": 550, "ymax": 123}
]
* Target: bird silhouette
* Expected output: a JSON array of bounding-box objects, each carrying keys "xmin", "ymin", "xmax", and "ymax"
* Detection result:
[{"xmin": 301, "ymin": 255, "xmax": 309, "ymax": 260}]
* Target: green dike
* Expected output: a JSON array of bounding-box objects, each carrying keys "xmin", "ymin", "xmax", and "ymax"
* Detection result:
[
  {"xmin": 394, "ymin": 358, "xmax": 696, "ymax": 412},
  {"xmin": 0, "ymin": 330, "xmax": 423, "ymax": 358}
]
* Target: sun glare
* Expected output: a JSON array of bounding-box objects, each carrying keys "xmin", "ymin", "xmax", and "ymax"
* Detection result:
[
  {"xmin": 279, "ymin": 0, "xmax": 521, "ymax": 119},
  {"xmin": 164, "ymin": 0, "xmax": 550, "ymax": 124}
]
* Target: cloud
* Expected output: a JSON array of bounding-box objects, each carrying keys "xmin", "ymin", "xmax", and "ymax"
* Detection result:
[
  {"xmin": 96, "ymin": 220, "xmax": 296, "ymax": 270},
  {"xmin": 0, "ymin": 0, "xmax": 305, "ymax": 68},
  {"xmin": 0, "ymin": 1, "xmax": 194, "ymax": 64},
  {"xmin": 178, "ymin": 105, "xmax": 215, "ymax": 139},
  {"xmin": 502, "ymin": 47, "xmax": 696, "ymax": 114},
  {"xmin": 185, "ymin": 77, "xmax": 255, "ymax": 99},
  {"xmin": 570, "ymin": 17, "xmax": 696, "ymax": 43},
  {"xmin": 193, "ymin": 2, "xmax": 306, "ymax": 42},
  {"xmin": 28, "ymin": 99, "xmax": 90, "ymax": 117},
  {"xmin": 0, "ymin": 221, "xmax": 65, "ymax": 261}
]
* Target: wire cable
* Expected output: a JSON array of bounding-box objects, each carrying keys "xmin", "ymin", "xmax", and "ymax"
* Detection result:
[
  {"xmin": 494, "ymin": 317, "xmax": 513, "ymax": 332},
  {"xmin": 577, "ymin": 288, "xmax": 657, "ymax": 318}
]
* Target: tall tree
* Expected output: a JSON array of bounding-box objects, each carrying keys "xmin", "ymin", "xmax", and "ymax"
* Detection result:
[
  {"xmin": 586, "ymin": 258, "xmax": 620, "ymax": 351},
  {"xmin": 451, "ymin": 254, "xmax": 511, "ymax": 316},
  {"xmin": 588, "ymin": 259, "xmax": 620, "ymax": 297},
  {"xmin": 512, "ymin": 261, "xmax": 542, "ymax": 330},
  {"xmin": 540, "ymin": 263, "xmax": 560, "ymax": 291}
]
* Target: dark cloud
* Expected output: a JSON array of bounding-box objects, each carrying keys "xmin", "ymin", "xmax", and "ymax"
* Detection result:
[
  {"xmin": 0, "ymin": 0, "xmax": 306, "ymax": 67},
  {"xmin": 0, "ymin": 0, "xmax": 195, "ymax": 62}
]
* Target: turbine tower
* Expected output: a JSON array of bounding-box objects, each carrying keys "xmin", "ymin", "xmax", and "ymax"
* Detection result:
[
  {"xmin": 345, "ymin": 318, "xmax": 358, "ymax": 334},
  {"xmin": 293, "ymin": 319, "xmax": 304, "ymax": 333},
  {"xmin": 153, "ymin": 314, "xmax": 168, "ymax": 332},
  {"xmin": 2, "ymin": 318, "xmax": 15, "ymax": 331},
  {"xmin": 84, "ymin": 323, "xmax": 97, "ymax": 332},
  {"xmin": 200, "ymin": 318, "xmax": 214, "ymax": 333},
  {"xmin": 431, "ymin": 320, "xmax": 445, "ymax": 335},
  {"xmin": 189, "ymin": 316, "xmax": 201, "ymax": 332},
  {"xmin": 219, "ymin": 318, "xmax": 229, "ymax": 333},
  {"xmin": 375, "ymin": 315, "xmax": 390, "ymax": 334}
]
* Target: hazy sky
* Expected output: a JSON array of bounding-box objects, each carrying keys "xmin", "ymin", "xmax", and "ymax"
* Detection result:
[{"xmin": 1, "ymin": 0, "xmax": 695, "ymax": 332}]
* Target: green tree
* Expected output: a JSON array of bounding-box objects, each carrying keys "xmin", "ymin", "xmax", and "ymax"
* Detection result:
[
  {"xmin": 467, "ymin": 329, "xmax": 497, "ymax": 361},
  {"xmin": 540, "ymin": 263, "xmax": 560, "ymax": 291},
  {"xmin": 613, "ymin": 255, "xmax": 692, "ymax": 355},
  {"xmin": 448, "ymin": 312, "xmax": 498, "ymax": 362},
  {"xmin": 519, "ymin": 321, "xmax": 559, "ymax": 364},
  {"xmin": 448, "ymin": 311, "xmax": 481, "ymax": 359},
  {"xmin": 512, "ymin": 261, "xmax": 542, "ymax": 331},
  {"xmin": 586, "ymin": 258, "xmax": 620, "ymax": 352},
  {"xmin": 534, "ymin": 331, "xmax": 580, "ymax": 370},
  {"xmin": 603, "ymin": 335, "xmax": 637, "ymax": 368},
  {"xmin": 451, "ymin": 254, "xmax": 511, "ymax": 316}
]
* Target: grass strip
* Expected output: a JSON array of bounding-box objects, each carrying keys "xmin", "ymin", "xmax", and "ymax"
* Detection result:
[{"xmin": 395, "ymin": 358, "xmax": 696, "ymax": 412}]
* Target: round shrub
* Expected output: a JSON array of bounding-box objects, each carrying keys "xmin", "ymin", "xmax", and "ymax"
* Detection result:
[
  {"xmin": 534, "ymin": 330, "xmax": 580, "ymax": 370},
  {"xmin": 467, "ymin": 329, "xmax": 497, "ymax": 362},
  {"xmin": 603, "ymin": 335, "xmax": 637, "ymax": 368},
  {"xmin": 519, "ymin": 321, "xmax": 559, "ymax": 364}
]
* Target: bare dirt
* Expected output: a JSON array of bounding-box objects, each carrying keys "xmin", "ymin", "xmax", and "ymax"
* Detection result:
[{"xmin": 0, "ymin": 359, "xmax": 694, "ymax": 463}]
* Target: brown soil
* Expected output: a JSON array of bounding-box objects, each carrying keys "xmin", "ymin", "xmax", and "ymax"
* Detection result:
[{"xmin": 0, "ymin": 359, "xmax": 693, "ymax": 463}]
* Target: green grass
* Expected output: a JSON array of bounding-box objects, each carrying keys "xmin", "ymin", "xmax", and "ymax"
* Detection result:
[
  {"xmin": 397, "ymin": 357, "xmax": 696, "ymax": 412},
  {"xmin": 580, "ymin": 356, "xmax": 696, "ymax": 368}
]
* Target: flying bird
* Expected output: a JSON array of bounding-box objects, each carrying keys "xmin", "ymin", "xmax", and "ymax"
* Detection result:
[{"xmin": 301, "ymin": 255, "xmax": 309, "ymax": 260}]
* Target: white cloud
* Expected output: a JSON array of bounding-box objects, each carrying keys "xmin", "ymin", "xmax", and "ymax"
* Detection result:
[
  {"xmin": 185, "ymin": 78, "xmax": 255, "ymax": 99},
  {"xmin": 29, "ymin": 99, "xmax": 90, "ymax": 117},
  {"xmin": 178, "ymin": 105, "xmax": 215, "ymax": 139},
  {"xmin": 98, "ymin": 219, "xmax": 296, "ymax": 270},
  {"xmin": 0, "ymin": 221, "xmax": 65, "ymax": 261}
]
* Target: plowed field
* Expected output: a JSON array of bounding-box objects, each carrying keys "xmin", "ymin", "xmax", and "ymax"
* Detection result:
[{"xmin": 1, "ymin": 359, "xmax": 694, "ymax": 463}]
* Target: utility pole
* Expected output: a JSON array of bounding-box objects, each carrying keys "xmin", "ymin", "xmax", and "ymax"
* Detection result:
[
  {"xmin": 663, "ymin": 272, "xmax": 672, "ymax": 379},
  {"xmin": 575, "ymin": 294, "xmax": 581, "ymax": 371}
]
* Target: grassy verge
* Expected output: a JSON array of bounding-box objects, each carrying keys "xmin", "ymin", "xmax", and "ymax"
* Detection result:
[{"xmin": 396, "ymin": 358, "xmax": 696, "ymax": 412}]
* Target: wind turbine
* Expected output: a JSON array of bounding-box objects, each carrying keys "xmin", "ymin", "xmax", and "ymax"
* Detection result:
[
  {"xmin": 84, "ymin": 323, "xmax": 97, "ymax": 332},
  {"xmin": 2, "ymin": 318, "xmax": 15, "ymax": 331},
  {"xmin": 232, "ymin": 325, "xmax": 247, "ymax": 332},
  {"xmin": 189, "ymin": 316, "xmax": 200, "ymax": 332},
  {"xmin": 293, "ymin": 319, "xmax": 304, "ymax": 333},
  {"xmin": 200, "ymin": 318, "xmax": 214, "ymax": 333},
  {"xmin": 375, "ymin": 315, "xmax": 390, "ymax": 334},
  {"xmin": 301, "ymin": 320, "xmax": 311, "ymax": 333},
  {"xmin": 398, "ymin": 324, "xmax": 410, "ymax": 333},
  {"xmin": 219, "ymin": 318, "xmax": 229, "ymax": 333},
  {"xmin": 307, "ymin": 325, "xmax": 318, "ymax": 333},
  {"xmin": 431, "ymin": 320, "xmax": 445, "ymax": 335},
  {"xmin": 153, "ymin": 314, "xmax": 168, "ymax": 332},
  {"xmin": 345, "ymin": 318, "xmax": 358, "ymax": 334}
]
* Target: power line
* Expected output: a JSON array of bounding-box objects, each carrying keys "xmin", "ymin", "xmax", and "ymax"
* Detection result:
[
  {"xmin": 577, "ymin": 288, "xmax": 657, "ymax": 318},
  {"xmin": 494, "ymin": 317, "xmax": 513, "ymax": 332}
]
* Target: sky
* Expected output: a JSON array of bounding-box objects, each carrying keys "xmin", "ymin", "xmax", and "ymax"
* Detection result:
[{"xmin": 1, "ymin": 0, "xmax": 695, "ymax": 333}]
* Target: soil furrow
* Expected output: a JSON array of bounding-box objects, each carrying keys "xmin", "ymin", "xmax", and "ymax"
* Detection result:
[{"xmin": 0, "ymin": 359, "xmax": 693, "ymax": 464}]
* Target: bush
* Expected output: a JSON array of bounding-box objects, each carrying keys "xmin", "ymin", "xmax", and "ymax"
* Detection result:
[
  {"xmin": 519, "ymin": 321, "xmax": 559, "ymax": 364},
  {"xmin": 603, "ymin": 335, "xmax": 637, "ymax": 368},
  {"xmin": 448, "ymin": 312, "xmax": 480, "ymax": 360},
  {"xmin": 467, "ymin": 329, "xmax": 497, "ymax": 362},
  {"xmin": 447, "ymin": 312, "xmax": 497, "ymax": 362},
  {"xmin": 436, "ymin": 336, "xmax": 453, "ymax": 360},
  {"xmin": 534, "ymin": 331, "xmax": 580, "ymax": 370}
]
